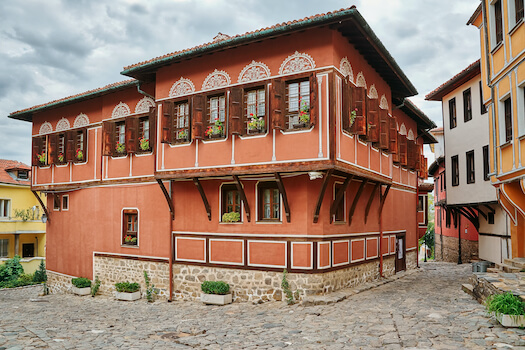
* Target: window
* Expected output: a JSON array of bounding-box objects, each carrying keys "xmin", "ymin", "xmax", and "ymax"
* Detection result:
[
  {"xmin": 245, "ymin": 87, "xmax": 266, "ymax": 134},
  {"xmin": 32, "ymin": 135, "xmax": 48, "ymax": 166},
  {"xmin": 22, "ymin": 243, "xmax": 34, "ymax": 258},
  {"xmin": 505, "ymin": 97, "xmax": 513, "ymax": 142},
  {"xmin": 333, "ymin": 183, "xmax": 346, "ymax": 222},
  {"xmin": 488, "ymin": 212, "xmax": 495, "ymax": 224},
  {"xmin": 451, "ymin": 155, "xmax": 459, "ymax": 186},
  {"xmin": 62, "ymin": 195, "xmax": 69, "ymax": 211},
  {"xmin": 463, "ymin": 88, "xmax": 472, "ymax": 122},
  {"xmin": 0, "ymin": 239, "xmax": 8, "ymax": 258},
  {"xmin": 440, "ymin": 173, "xmax": 443, "ymax": 191},
  {"xmin": 417, "ymin": 195, "xmax": 424, "ymax": 212},
  {"xmin": 436, "ymin": 208, "xmax": 440, "ymax": 227},
  {"xmin": 221, "ymin": 184, "xmax": 241, "ymax": 222},
  {"xmin": 173, "ymin": 101, "xmax": 190, "ymax": 142},
  {"xmin": 466, "ymin": 150, "xmax": 475, "ymax": 184},
  {"xmin": 75, "ymin": 129, "xmax": 86, "ymax": 162},
  {"xmin": 18, "ymin": 170, "xmax": 28, "ymax": 179},
  {"xmin": 115, "ymin": 121, "xmax": 126, "ymax": 155},
  {"xmin": 483, "ymin": 145, "xmax": 490, "ymax": 181},
  {"xmin": 449, "ymin": 98, "xmax": 457, "ymax": 129},
  {"xmin": 446, "ymin": 209, "xmax": 451, "ymax": 228},
  {"xmin": 205, "ymin": 95, "xmax": 226, "ymax": 139},
  {"xmin": 444, "ymin": 170, "xmax": 446, "ymax": 189},
  {"xmin": 479, "ymin": 82, "xmax": 487, "ymax": 114},
  {"xmin": 53, "ymin": 195, "xmax": 61, "ymax": 211},
  {"xmin": 258, "ymin": 182, "xmax": 280, "ymax": 221},
  {"xmin": 57, "ymin": 133, "xmax": 66, "ymax": 163},
  {"xmin": 286, "ymin": 79, "xmax": 310, "ymax": 129},
  {"xmin": 122, "ymin": 209, "xmax": 138, "ymax": 246},
  {"xmin": 138, "ymin": 116, "xmax": 151, "ymax": 152},
  {"xmin": 494, "ymin": 0, "xmax": 503, "ymax": 45},
  {"xmin": 515, "ymin": 0, "xmax": 524, "ymax": 25},
  {"xmin": 0, "ymin": 199, "xmax": 10, "ymax": 218}
]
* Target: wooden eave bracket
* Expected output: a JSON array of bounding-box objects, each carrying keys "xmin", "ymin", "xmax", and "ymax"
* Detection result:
[
  {"xmin": 233, "ymin": 175, "xmax": 251, "ymax": 222},
  {"xmin": 275, "ymin": 172, "xmax": 291, "ymax": 223},
  {"xmin": 313, "ymin": 169, "xmax": 333, "ymax": 223},
  {"xmin": 469, "ymin": 206, "xmax": 487, "ymax": 220},
  {"xmin": 456, "ymin": 207, "xmax": 480, "ymax": 230},
  {"xmin": 328, "ymin": 173, "xmax": 353, "ymax": 223},
  {"xmin": 483, "ymin": 204, "xmax": 496, "ymax": 214},
  {"xmin": 364, "ymin": 182, "xmax": 380, "ymax": 224},
  {"xmin": 156, "ymin": 179, "xmax": 174, "ymax": 220},
  {"xmin": 31, "ymin": 190, "xmax": 50, "ymax": 223},
  {"xmin": 377, "ymin": 184, "xmax": 391, "ymax": 218},
  {"xmin": 348, "ymin": 179, "xmax": 368, "ymax": 226},
  {"xmin": 193, "ymin": 177, "xmax": 211, "ymax": 221}
]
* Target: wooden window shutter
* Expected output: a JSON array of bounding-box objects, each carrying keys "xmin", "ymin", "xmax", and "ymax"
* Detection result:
[
  {"xmin": 80, "ymin": 128, "xmax": 87, "ymax": 160},
  {"xmin": 389, "ymin": 116, "xmax": 398, "ymax": 154},
  {"xmin": 415, "ymin": 145, "xmax": 421, "ymax": 172},
  {"xmin": 192, "ymin": 95, "xmax": 205, "ymax": 139},
  {"xmin": 148, "ymin": 106, "xmax": 157, "ymax": 149},
  {"xmin": 407, "ymin": 140, "xmax": 415, "ymax": 169},
  {"xmin": 350, "ymin": 86, "xmax": 367, "ymax": 135},
  {"xmin": 271, "ymin": 78, "xmax": 285, "ymax": 130},
  {"xmin": 399, "ymin": 134, "xmax": 407, "ymax": 166},
  {"xmin": 378, "ymin": 108, "xmax": 389, "ymax": 150},
  {"xmin": 366, "ymin": 97, "xmax": 379, "ymax": 143},
  {"xmin": 65, "ymin": 130, "xmax": 75, "ymax": 162},
  {"xmin": 161, "ymin": 102, "xmax": 174, "ymax": 143},
  {"xmin": 102, "ymin": 121, "xmax": 115, "ymax": 156},
  {"xmin": 125, "ymin": 117, "xmax": 139, "ymax": 153},
  {"xmin": 309, "ymin": 72, "xmax": 318, "ymax": 127},
  {"xmin": 342, "ymin": 77, "xmax": 350, "ymax": 131},
  {"xmin": 229, "ymin": 87, "xmax": 243, "ymax": 135},
  {"xmin": 48, "ymin": 133, "xmax": 58, "ymax": 165},
  {"xmin": 32, "ymin": 137, "xmax": 43, "ymax": 166}
]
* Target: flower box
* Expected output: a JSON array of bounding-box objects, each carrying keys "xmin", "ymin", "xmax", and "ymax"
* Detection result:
[
  {"xmin": 71, "ymin": 286, "xmax": 91, "ymax": 296},
  {"xmin": 115, "ymin": 291, "xmax": 141, "ymax": 301},
  {"xmin": 495, "ymin": 313, "xmax": 525, "ymax": 327},
  {"xmin": 292, "ymin": 123, "xmax": 309, "ymax": 130},
  {"xmin": 247, "ymin": 128, "xmax": 264, "ymax": 135},
  {"xmin": 207, "ymin": 133, "xmax": 224, "ymax": 139},
  {"xmin": 200, "ymin": 293, "xmax": 232, "ymax": 305}
]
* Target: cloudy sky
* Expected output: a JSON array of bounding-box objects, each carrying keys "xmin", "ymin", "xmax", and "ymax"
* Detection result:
[{"xmin": 0, "ymin": 0, "xmax": 481, "ymax": 165}]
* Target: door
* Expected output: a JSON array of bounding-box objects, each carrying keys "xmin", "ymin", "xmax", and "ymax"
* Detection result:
[
  {"xmin": 395, "ymin": 233, "xmax": 406, "ymax": 272},
  {"xmin": 22, "ymin": 243, "xmax": 34, "ymax": 258}
]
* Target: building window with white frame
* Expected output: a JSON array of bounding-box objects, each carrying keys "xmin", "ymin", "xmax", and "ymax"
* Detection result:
[
  {"xmin": 0, "ymin": 239, "xmax": 8, "ymax": 257},
  {"xmin": 0, "ymin": 199, "xmax": 10, "ymax": 218}
]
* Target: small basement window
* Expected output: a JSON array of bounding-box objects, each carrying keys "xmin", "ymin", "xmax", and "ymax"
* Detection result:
[{"xmin": 122, "ymin": 209, "xmax": 138, "ymax": 246}]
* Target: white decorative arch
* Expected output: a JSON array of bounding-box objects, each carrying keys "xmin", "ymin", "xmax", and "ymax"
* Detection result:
[
  {"xmin": 380, "ymin": 95, "xmax": 389, "ymax": 110},
  {"xmin": 39, "ymin": 122, "xmax": 53, "ymax": 135},
  {"xmin": 278, "ymin": 51, "xmax": 316, "ymax": 75},
  {"xmin": 339, "ymin": 57, "xmax": 354, "ymax": 82},
  {"xmin": 407, "ymin": 129, "xmax": 415, "ymax": 140},
  {"xmin": 135, "ymin": 96, "xmax": 156, "ymax": 114},
  {"xmin": 55, "ymin": 118, "xmax": 71, "ymax": 132},
  {"xmin": 169, "ymin": 77, "xmax": 196, "ymax": 97},
  {"xmin": 73, "ymin": 113, "xmax": 90, "ymax": 128},
  {"xmin": 112, "ymin": 102, "xmax": 131, "ymax": 118},
  {"xmin": 399, "ymin": 123, "xmax": 407, "ymax": 136},
  {"xmin": 368, "ymin": 85, "xmax": 378, "ymax": 99},
  {"xmin": 238, "ymin": 60, "xmax": 271, "ymax": 83},
  {"xmin": 356, "ymin": 72, "xmax": 367, "ymax": 88},
  {"xmin": 202, "ymin": 69, "xmax": 231, "ymax": 91}
]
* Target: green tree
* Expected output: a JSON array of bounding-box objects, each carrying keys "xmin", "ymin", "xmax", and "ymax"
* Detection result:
[{"xmin": 0, "ymin": 255, "xmax": 24, "ymax": 282}]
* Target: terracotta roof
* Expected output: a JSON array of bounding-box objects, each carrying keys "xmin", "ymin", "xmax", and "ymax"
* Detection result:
[
  {"xmin": 419, "ymin": 182, "xmax": 434, "ymax": 192},
  {"xmin": 9, "ymin": 79, "xmax": 137, "ymax": 122},
  {"xmin": 399, "ymin": 98, "xmax": 436, "ymax": 131},
  {"xmin": 428, "ymin": 156, "xmax": 445, "ymax": 177},
  {"xmin": 0, "ymin": 159, "xmax": 31, "ymax": 186},
  {"xmin": 425, "ymin": 60, "xmax": 480, "ymax": 101}
]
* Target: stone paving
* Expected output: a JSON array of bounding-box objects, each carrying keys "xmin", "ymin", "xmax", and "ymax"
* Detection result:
[{"xmin": 1, "ymin": 262, "xmax": 525, "ymax": 349}]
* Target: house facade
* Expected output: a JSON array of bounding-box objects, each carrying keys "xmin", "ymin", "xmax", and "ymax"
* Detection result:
[
  {"xmin": 0, "ymin": 160, "xmax": 46, "ymax": 274},
  {"xmin": 468, "ymin": 1, "xmax": 524, "ymax": 259},
  {"xmin": 426, "ymin": 61, "xmax": 510, "ymax": 264},
  {"xmin": 9, "ymin": 7, "xmax": 434, "ymax": 302}
]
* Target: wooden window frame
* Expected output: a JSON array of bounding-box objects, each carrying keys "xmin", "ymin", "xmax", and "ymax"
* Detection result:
[
  {"xmin": 494, "ymin": 0, "xmax": 503, "ymax": 45},
  {"xmin": 451, "ymin": 155, "xmax": 459, "ymax": 187},
  {"xmin": 449, "ymin": 98, "xmax": 457, "ymax": 129},
  {"xmin": 62, "ymin": 195, "xmax": 69, "ymax": 211},
  {"xmin": 479, "ymin": 81, "xmax": 487, "ymax": 114},
  {"xmin": 483, "ymin": 145, "xmax": 490, "ymax": 181},
  {"xmin": 285, "ymin": 77, "xmax": 312, "ymax": 130},
  {"xmin": 0, "ymin": 239, "xmax": 8, "ymax": 258},
  {"xmin": 0, "ymin": 199, "xmax": 10, "ymax": 218},
  {"xmin": 466, "ymin": 150, "xmax": 475, "ymax": 184},
  {"xmin": 72, "ymin": 128, "xmax": 88, "ymax": 163},
  {"xmin": 243, "ymin": 84, "xmax": 267, "ymax": 136},
  {"xmin": 463, "ymin": 88, "xmax": 472, "ymax": 122},
  {"xmin": 172, "ymin": 100, "xmax": 191, "ymax": 144},
  {"xmin": 333, "ymin": 182, "xmax": 346, "ymax": 223},
  {"xmin": 122, "ymin": 209, "xmax": 139, "ymax": 247},
  {"xmin": 205, "ymin": 91, "xmax": 227, "ymax": 140},
  {"xmin": 53, "ymin": 194, "xmax": 61, "ymax": 211},
  {"xmin": 417, "ymin": 195, "xmax": 424, "ymax": 212},
  {"xmin": 221, "ymin": 184, "xmax": 242, "ymax": 222},
  {"xmin": 504, "ymin": 97, "xmax": 513, "ymax": 142},
  {"xmin": 32, "ymin": 135, "xmax": 47, "ymax": 166},
  {"xmin": 517, "ymin": 0, "xmax": 525, "ymax": 24},
  {"xmin": 257, "ymin": 181, "xmax": 281, "ymax": 222},
  {"xmin": 115, "ymin": 120, "xmax": 127, "ymax": 156}
]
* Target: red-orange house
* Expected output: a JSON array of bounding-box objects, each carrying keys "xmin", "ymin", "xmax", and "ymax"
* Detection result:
[{"xmin": 9, "ymin": 7, "xmax": 434, "ymax": 302}]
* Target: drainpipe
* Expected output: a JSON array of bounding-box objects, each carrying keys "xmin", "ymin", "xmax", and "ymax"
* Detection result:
[
  {"xmin": 458, "ymin": 215, "xmax": 463, "ymax": 264},
  {"xmin": 416, "ymin": 174, "xmax": 420, "ymax": 268},
  {"xmin": 168, "ymin": 181, "xmax": 174, "ymax": 302},
  {"xmin": 137, "ymin": 81, "xmax": 155, "ymax": 100},
  {"xmin": 379, "ymin": 184, "xmax": 384, "ymax": 277}
]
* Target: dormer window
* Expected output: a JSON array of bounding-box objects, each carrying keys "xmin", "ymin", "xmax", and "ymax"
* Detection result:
[{"xmin": 18, "ymin": 171, "xmax": 28, "ymax": 179}]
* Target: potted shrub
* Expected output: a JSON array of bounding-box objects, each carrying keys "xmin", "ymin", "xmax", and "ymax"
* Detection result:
[
  {"xmin": 205, "ymin": 119, "xmax": 224, "ymax": 139},
  {"xmin": 71, "ymin": 277, "xmax": 91, "ymax": 296},
  {"xmin": 115, "ymin": 142, "xmax": 126, "ymax": 155},
  {"xmin": 486, "ymin": 292, "xmax": 525, "ymax": 327},
  {"xmin": 247, "ymin": 113, "xmax": 265, "ymax": 134},
  {"xmin": 200, "ymin": 281, "xmax": 232, "ymax": 305},
  {"xmin": 37, "ymin": 152, "xmax": 46, "ymax": 166},
  {"xmin": 114, "ymin": 281, "xmax": 141, "ymax": 301},
  {"xmin": 222, "ymin": 212, "xmax": 240, "ymax": 223},
  {"xmin": 139, "ymin": 137, "xmax": 150, "ymax": 151},
  {"xmin": 76, "ymin": 148, "xmax": 84, "ymax": 162},
  {"xmin": 176, "ymin": 129, "xmax": 189, "ymax": 142},
  {"xmin": 293, "ymin": 99, "xmax": 310, "ymax": 129}
]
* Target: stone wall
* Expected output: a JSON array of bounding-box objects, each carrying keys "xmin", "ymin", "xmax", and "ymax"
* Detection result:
[
  {"xmin": 435, "ymin": 234, "xmax": 478, "ymax": 263},
  {"xmin": 406, "ymin": 250, "xmax": 418, "ymax": 270}
]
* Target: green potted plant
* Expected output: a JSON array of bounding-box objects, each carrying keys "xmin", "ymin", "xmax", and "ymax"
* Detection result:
[
  {"xmin": 58, "ymin": 152, "xmax": 65, "ymax": 163},
  {"xmin": 200, "ymin": 280, "xmax": 232, "ymax": 305},
  {"xmin": 139, "ymin": 137, "xmax": 149, "ymax": 151},
  {"xmin": 293, "ymin": 99, "xmax": 310, "ymax": 129},
  {"xmin": 37, "ymin": 152, "xmax": 46, "ymax": 166},
  {"xmin": 71, "ymin": 277, "xmax": 91, "ymax": 296},
  {"xmin": 205, "ymin": 118, "xmax": 224, "ymax": 139},
  {"xmin": 247, "ymin": 113, "xmax": 265, "ymax": 134},
  {"xmin": 485, "ymin": 292, "xmax": 525, "ymax": 327},
  {"xmin": 115, "ymin": 142, "xmax": 126, "ymax": 155},
  {"xmin": 76, "ymin": 148, "xmax": 84, "ymax": 162},
  {"xmin": 114, "ymin": 281, "xmax": 141, "ymax": 301},
  {"xmin": 177, "ymin": 129, "xmax": 189, "ymax": 142},
  {"xmin": 221, "ymin": 212, "xmax": 240, "ymax": 223}
]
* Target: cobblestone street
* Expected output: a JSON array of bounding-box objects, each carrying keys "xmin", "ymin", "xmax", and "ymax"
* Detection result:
[{"xmin": 1, "ymin": 262, "xmax": 524, "ymax": 349}]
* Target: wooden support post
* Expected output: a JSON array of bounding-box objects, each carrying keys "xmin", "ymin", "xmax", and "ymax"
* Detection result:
[
  {"xmin": 329, "ymin": 174, "xmax": 353, "ymax": 222},
  {"xmin": 156, "ymin": 179, "xmax": 174, "ymax": 220},
  {"xmin": 377, "ymin": 184, "xmax": 391, "ymax": 217},
  {"xmin": 274, "ymin": 172, "xmax": 291, "ymax": 223},
  {"xmin": 364, "ymin": 182, "xmax": 380, "ymax": 224},
  {"xmin": 233, "ymin": 175, "xmax": 251, "ymax": 222},
  {"xmin": 193, "ymin": 177, "xmax": 211, "ymax": 221},
  {"xmin": 313, "ymin": 170, "xmax": 333, "ymax": 223},
  {"xmin": 348, "ymin": 179, "xmax": 368, "ymax": 226},
  {"xmin": 31, "ymin": 190, "xmax": 50, "ymax": 223}
]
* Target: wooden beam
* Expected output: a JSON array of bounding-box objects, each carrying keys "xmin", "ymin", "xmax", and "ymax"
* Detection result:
[
  {"xmin": 192, "ymin": 177, "xmax": 211, "ymax": 221},
  {"xmin": 483, "ymin": 204, "xmax": 496, "ymax": 214},
  {"xmin": 156, "ymin": 179, "xmax": 174, "ymax": 220},
  {"xmin": 329, "ymin": 174, "xmax": 353, "ymax": 222},
  {"xmin": 348, "ymin": 179, "xmax": 368, "ymax": 226},
  {"xmin": 313, "ymin": 170, "xmax": 333, "ymax": 223},
  {"xmin": 469, "ymin": 206, "xmax": 487, "ymax": 220},
  {"xmin": 233, "ymin": 175, "xmax": 251, "ymax": 223},
  {"xmin": 364, "ymin": 182, "xmax": 380, "ymax": 224},
  {"xmin": 31, "ymin": 190, "xmax": 50, "ymax": 223},
  {"xmin": 378, "ymin": 184, "xmax": 391, "ymax": 217},
  {"xmin": 457, "ymin": 207, "xmax": 479, "ymax": 230},
  {"xmin": 274, "ymin": 172, "xmax": 291, "ymax": 223}
]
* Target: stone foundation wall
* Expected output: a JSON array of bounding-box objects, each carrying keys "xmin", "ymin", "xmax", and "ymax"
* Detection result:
[
  {"xmin": 406, "ymin": 250, "xmax": 418, "ymax": 270},
  {"xmin": 47, "ymin": 270, "xmax": 76, "ymax": 294},
  {"xmin": 435, "ymin": 234, "xmax": 478, "ymax": 263}
]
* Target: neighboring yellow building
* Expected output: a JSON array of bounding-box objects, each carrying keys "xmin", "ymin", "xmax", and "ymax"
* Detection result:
[
  {"xmin": 469, "ymin": 1, "xmax": 525, "ymax": 258},
  {"xmin": 0, "ymin": 159, "xmax": 46, "ymax": 274}
]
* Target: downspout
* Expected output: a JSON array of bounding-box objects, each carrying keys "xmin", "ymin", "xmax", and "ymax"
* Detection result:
[
  {"xmin": 379, "ymin": 184, "xmax": 384, "ymax": 277},
  {"xmin": 458, "ymin": 215, "xmax": 463, "ymax": 264},
  {"xmin": 416, "ymin": 176, "xmax": 420, "ymax": 268},
  {"xmin": 137, "ymin": 81, "xmax": 155, "ymax": 100}
]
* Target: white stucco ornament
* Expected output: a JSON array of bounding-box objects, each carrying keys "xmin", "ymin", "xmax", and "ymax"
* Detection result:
[
  {"xmin": 135, "ymin": 96, "xmax": 156, "ymax": 114},
  {"xmin": 112, "ymin": 102, "xmax": 131, "ymax": 118},
  {"xmin": 380, "ymin": 95, "xmax": 389, "ymax": 110},
  {"xmin": 356, "ymin": 72, "xmax": 367, "ymax": 88},
  {"xmin": 238, "ymin": 60, "xmax": 271, "ymax": 83},
  {"xmin": 73, "ymin": 113, "xmax": 90, "ymax": 128},
  {"xmin": 169, "ymin": 77, "xmax": 196, "ymax": 97},
  {"xmin": 279, "ymin": 51, "xmax": 316, "ymax": 75},
  {"xmin": 368, "ymin": 85, "xmax": 378, "ymax": 99},
  {"xmin": 55, "ymin": 118, "xmax": 71, "ymax": 132},
  {"xmin": 39, "ymin": 122, "xmax": 53, "ymax": 135},
  {"xmin": 202, "ymin": 69, "xmax": 231, "ymax": 91},
  {"xmin": 339, "ymin": 57, "xmax": 354, "ymax": 82}
]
